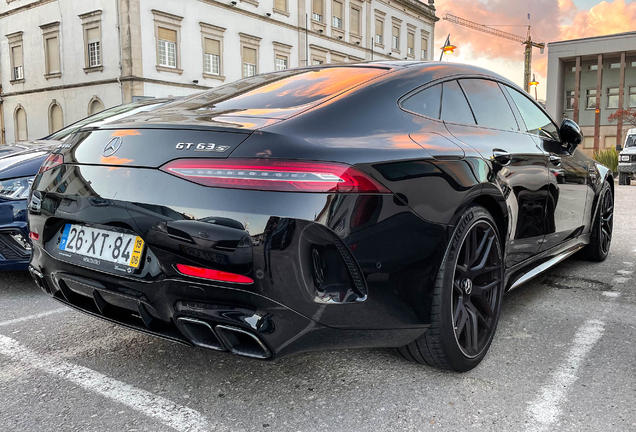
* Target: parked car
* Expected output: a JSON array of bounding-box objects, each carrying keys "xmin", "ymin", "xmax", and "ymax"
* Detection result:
[
  {"xmin": 618, "ymin": 128, "xmax": 636, "ymax": 185},
  {"xmin": 0, "ymin": 98, "xmax": 173, "ymax": 270},
  {"xmin": 28, "ymin": 63, "xmax": 613, "ymax": 371}
]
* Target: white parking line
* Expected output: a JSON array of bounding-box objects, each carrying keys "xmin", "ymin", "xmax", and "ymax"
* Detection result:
[
  {"xmin": 526, "ymin": 319, "xmax": 605, "ymax": 431},
  {"xmin": 0, "ymin": 335, "xmax": 210, "ymax": 432},
  {"xmin": 0, "ymin": 307, "xmax": 69, "ymax": 327}
]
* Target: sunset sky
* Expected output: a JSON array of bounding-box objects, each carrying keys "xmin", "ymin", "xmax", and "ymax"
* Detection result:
[{"xmin": 434, "ymin": 0, "xmax": 636, "ymax": 100}]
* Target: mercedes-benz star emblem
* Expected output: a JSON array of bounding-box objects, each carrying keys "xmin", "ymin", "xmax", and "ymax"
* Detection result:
[{"xmin": 102, "ymin": 137, "xmax": 123, "ymax": 157}]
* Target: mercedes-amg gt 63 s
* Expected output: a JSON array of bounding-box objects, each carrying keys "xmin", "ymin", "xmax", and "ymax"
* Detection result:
[{"xmin": 28, "ymin": 62, "xmax": 614, "ymax": 371}]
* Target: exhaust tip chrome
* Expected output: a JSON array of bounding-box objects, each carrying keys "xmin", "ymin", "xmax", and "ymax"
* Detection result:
[
  {"xmin": 215, "ymin": 325, "xmax": 271, "ymax": 359},
  {"xmin": 176, "ymin": 317, "xmax": 225, "ymax": 351}
]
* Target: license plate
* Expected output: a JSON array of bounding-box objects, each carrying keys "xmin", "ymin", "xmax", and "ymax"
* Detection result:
[{"xmin": 59, "ymin": 224, "xmax": 144, "ymax": 268}]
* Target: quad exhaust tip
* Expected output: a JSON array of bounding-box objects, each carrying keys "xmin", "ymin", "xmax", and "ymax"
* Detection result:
[{"xmin": 176, "ymin": 317, "xmax": 271, "ymax": 359}]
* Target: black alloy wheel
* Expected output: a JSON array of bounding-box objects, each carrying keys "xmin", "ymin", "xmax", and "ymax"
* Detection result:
[
  {"xmin": 452, "ymin": 221, "xmax": 503, "ymax": 358},
  {"xmin": 580, "ymin": 182, "xmax": 613, "ymax": 262},
  {"xmin": 398, "ymin": 206, "xmax": 504, "ymax": 371}
]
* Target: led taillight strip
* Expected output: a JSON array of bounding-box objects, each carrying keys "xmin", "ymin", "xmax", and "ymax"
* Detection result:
[
  {"xmin": 160, "ymin": 159, "xmax": 390, "ymax": 193},
  {"xmin": 176, "ymin": 264, "xmax": 254, "ymax": 284}
]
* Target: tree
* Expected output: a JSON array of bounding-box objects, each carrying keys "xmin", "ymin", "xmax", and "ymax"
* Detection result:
[{"xmin": 608, "ymin": 108, "xmax": 636, "ymax": 128}]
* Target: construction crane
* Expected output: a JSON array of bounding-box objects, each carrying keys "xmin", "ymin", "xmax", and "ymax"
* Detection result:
[{"xmin": 443, "ymin": 13, "xmax": 545, "ymax": 93}]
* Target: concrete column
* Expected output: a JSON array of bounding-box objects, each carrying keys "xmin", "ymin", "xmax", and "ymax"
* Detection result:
[
  {"xmin": 573, "ymin": 56, "xmax": 581, "ymax": 124},
  {"xmin": 617, "ymin": 51, "xmax": 626, "ymax": 148},
  {"xmin": 119, "ymin": 0, "xmax": 144, "ymax": 103},
  {"xmin": 593, "ymin": 54, "xmax": 603, "ymax": 151}
]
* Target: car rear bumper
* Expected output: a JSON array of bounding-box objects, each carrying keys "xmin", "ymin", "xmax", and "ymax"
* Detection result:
[
  {"xmin": 29, "ymin": 164, "xmax": 446, "ymax": 358},
  {"xmin": 0, "ymin": 199, "xmax": 31, "ymax": 271}
]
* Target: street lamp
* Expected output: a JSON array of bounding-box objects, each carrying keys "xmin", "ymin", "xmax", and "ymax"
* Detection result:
[
  {"xmin": 439, "ymin": 34, "xmax": 457, "ymax": 61},
  {"xmin": 529, "ymin": 74, "xmax": 539, "ymax": 100}
]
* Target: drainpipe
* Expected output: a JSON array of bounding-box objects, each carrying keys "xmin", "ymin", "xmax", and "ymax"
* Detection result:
[
  {"xmin": 115, "ymin": 0, "xmax": 124, "ymax": 103},
  {"xmin": 0, "ymin": 92, "xmax": 5, "ymax": 145}
]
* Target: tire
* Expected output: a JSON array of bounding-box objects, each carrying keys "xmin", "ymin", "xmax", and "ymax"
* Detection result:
[
  {"xmin": 580, "ymin": 182, "xmax": 613, "ymax": 262},
  {"xmin": 398, "ymin": 205, "xmax": 504, "ymax": 372},
  {"xmin": 619, "ymin": 173, "xmax": 626, "ymax": 185}
]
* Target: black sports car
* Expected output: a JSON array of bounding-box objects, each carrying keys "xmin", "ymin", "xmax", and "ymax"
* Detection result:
[{"xmin": 28, "ymin": 62, "xmax": 614, "ymax": 371}]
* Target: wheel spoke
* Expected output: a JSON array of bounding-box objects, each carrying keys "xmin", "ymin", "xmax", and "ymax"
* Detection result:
[{"xmin": 471, "ymin": 235, "xmax": 495, "ymax": 273}]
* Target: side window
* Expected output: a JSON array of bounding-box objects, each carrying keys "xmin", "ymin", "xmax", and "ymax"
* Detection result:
[
  {"xmin": 441, "ymin": 80, "xmax": 475, "ymax": 125},
  {"xmin": 459, "ymin": 79, "xmax": 518, "ymax": 131},
  {"xmin": 401, "ymin": 84, "xmax": 441, "ymax": 119},
  {"xmin": 504, "ymin": 85, "xmax": 559, "ymax": 140}
]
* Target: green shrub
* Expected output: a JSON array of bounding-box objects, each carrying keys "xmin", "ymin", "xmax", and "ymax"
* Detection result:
[{"xmin": 593, "ymin": 147, "xmax": 618, "ymax": 172}]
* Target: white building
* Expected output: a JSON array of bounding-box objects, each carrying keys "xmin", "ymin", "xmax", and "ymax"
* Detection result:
[{"xmin": 0, "ymin": 0, "xmax": 437, "ymax": 144}]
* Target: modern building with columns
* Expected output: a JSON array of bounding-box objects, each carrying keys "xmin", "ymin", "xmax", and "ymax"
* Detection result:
[
  {"xmin": 546, "ymin": 31, "xmax": 636, "ymax": 156},
  {"xmin": 0, "ymin": 0, "xmax": 437, "ymax": 144}
]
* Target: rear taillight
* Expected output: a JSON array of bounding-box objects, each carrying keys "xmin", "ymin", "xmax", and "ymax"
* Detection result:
[
  {"xmin": 38, "ymin": 154, "xmax": 64, "ymax": 174},
  {"xmin": 160, "ymin": 159, "xmax": 390, "ymax": 193},
  {"xmin": 176, "ymin": 264, "xmax": 254, "ymax": 284}
]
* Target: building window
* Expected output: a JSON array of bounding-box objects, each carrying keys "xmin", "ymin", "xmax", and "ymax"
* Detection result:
[
  {"xmin": 275, "ymin": 55, "xmax": 288, "ymax": 70},
  {"xmin": 630, "ymin": 87, "xmax": 636, "ymax": 108},
  {"xmin": 631, "ymin": 60, "xmax": 636, "ymax": 68},
  {"xmin": 49, "ymin": 102, "xmax": 64, "ymax": 134},
  {"xmin": 583, "ymin": 136, "xmax": 594, "ymax": 149},
  {"xmin": 312, "ymin": 59, "xmax": 323, "ymax": 65},
  {"xmin": 12, "ymin": 46, "xmax": 23, "ymax": 80},
  {"xmin": 204, "ymin": 39, "xmax": 221, "ymax": 75},
  {"xmin": 153, "ymin": 10, "xmax": 183, "ymax": 73},
  {"xmin": 332, "ymin": 1, "xmax": 343, "ymax": 29},
  {"xmin": 588, "ymin": 64, "xmax": 598, "ymax": 71},
  {"xmin": 14, "ymin": 106, "xmax": 27, "ymax": 142},
  {"xmin": 607, "ymin": 88, "xmax": 619, "ymax": 109},
  {"xmin": 565, "ymin": 90, "xmax": 575, "ymax": 110},
  {"xmin": 392, "ymin": 26, "xmax": 400, "ymax": 51},
  {"xmin": 158, "ymin": 28, "xmax": 177, "ymax": 68},
  {"xmin": 274, "ymin": 0, "xmax": 287, "ymax": 12},
  {"xmin": 421, "ymin": 38, "xmax": 428, "ymax": 59},
  {"xmin": 604, "ymin": 136, "xmax": 616, "ymax": 149},
  {"xmin": 586, "ymin": 89, "xmax": 597, "ymax": 109},
  {"xmin": 7, "ymin": 31, "xmax": 24, "ymax": 83},
  {"xmin": 565, "ymin": 65, "xmax": 576, "ymax": 73},
  {"xmin": 375, "ymin": 19, "xmax": 383, "ymax": 45},
  {"xmin": 350, "ymin": 7, "xmax": 360, "ymax": 36},
  {"xmin": 79, "ymin": 10, "xmax": 103, "ymax": 73},
  {"xmin": 312, "ymin": 0, "xmax": 323, "ymax": 22},
  {"xmin": 88, "ymin": 97, "xmax": 104, "ymax": 116},
  {"xmin": 608, "ymin": 62, "xmax": 620, "ymax": 70},
  {"xmin": 40, "ymin": 22, "xmax": 61, "ymax": 78},
  {"xmin": 407, "ymin": 32, "xmax": 414, "ymax": 57},
  {"xmin": 242, "ymin": 47, "xmax": 257, "ymax": 77}
]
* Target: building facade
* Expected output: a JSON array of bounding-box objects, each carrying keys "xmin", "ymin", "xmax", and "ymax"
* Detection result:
[
  {"xmin": 0, "ymin": 0, "xmax": 437, "ymax": 144},
  {"xmin": 546, "ymin": 31, "xmax": 636, "ymax": 156}
]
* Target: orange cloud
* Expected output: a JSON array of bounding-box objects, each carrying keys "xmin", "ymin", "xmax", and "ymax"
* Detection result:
[{"xmin": 436, "ymin": 0, "xmax": 636, "ymax": 78}]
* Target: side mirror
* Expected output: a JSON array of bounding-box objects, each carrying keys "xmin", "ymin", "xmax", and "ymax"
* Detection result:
[
  {"xmin": 559, "ymin": 119, "xmax": 582, "ymax": 149},
  {"xmin": 616, "ymin": 144, "xmax": 623, "ymax": 151}
]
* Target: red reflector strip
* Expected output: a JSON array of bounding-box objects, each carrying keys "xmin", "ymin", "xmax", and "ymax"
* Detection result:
[
  {"xmin": 29, "ymin": 232, "xmax": 40, "ymax": 241},
  {"xmin": 160, "ymin": 159, "xmax": 390, "ymax": 193},
  {"xmin": 176, "ymin": 264, "xmax": 254, "ymax": 284}
]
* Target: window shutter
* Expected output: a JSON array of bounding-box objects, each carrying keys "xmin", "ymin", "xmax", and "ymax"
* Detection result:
[
  {"xmin": 50, "ymin": 105, "xmax": 63, "ymax": 133},
  {"xmin": 87, "ymin": 27, "xmax": 100, "ymax": 42},
  {"xmin": 47, "ymin": 37, "xmax": 60, "ymax": 73},
  {"xmin": 333, "ymin": 1, "xmax": 342, "ymax": 19},
  {"xmin": 158, "ymin": 27, "xmax": 177, "ymax": 42},
  {"xmin": 375, "ymin": 19, "xmax": 382, "ymax": 36},
  {"xmin": 408, "ymin": 33, "xmax": 414, "ymax": 49},
  {"xmin": 392, "ymin": 26, "xmax": 399, "ymax": 37},
  {"xmin": 243, "ymin": 47, "xmax": 256, "ymax": 64},
  {"xmin": 313, "ymin": 0, "xmax": 323, "ymax": 15},
  {"xmin": 205, "ymin": 38, "xmax": 220, "ymax": 56},
  {"xmin": 12, "ymin": 46, "xmax": 23, "ymax": 66},
  {"xmin": 275, "ymin": 0, "xmax": 286, "ymax": 11},
  {"xmin": 350, "ymin": 8, "xmax": 360, "ymax": 35}
]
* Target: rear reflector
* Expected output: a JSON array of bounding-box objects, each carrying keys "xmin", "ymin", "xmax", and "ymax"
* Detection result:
[
  {"xmin": 176, "ymin": 264, "xmax": 254, "ymax": 284},
  {"xmin": 38, "ymin": 153, "xmax": 64, "ymax": 174},
  {"xmin": 160, "ymin": 159, "xmax": 390, "ymax": 193},
  {"xmin": 29, "ymin": 232, "xmax": 40, "ymax": 241}
]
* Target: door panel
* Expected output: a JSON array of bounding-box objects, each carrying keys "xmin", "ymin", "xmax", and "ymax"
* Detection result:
[{"xmin": 445, "ymin": 123, "xmax": 549, "ymax": 268}]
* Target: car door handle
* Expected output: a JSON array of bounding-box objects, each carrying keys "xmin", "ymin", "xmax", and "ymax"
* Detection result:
[
  {"xmin": 492, "ymin": 149, "xmax": 512, "ymax": 166},
  {"xmin": 550, "ymin": 156, "xmax": 562, "ymax": 166}
]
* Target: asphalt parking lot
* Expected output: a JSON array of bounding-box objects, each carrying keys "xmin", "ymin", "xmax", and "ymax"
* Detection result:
[{"xmin": 0, "ymin": 186, "xmax": 634, "ymax": 432}]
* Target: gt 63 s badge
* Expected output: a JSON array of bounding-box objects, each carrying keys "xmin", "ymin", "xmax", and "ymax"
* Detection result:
[{"xmin": 175, "ymin": 142, "xmax": 231, "ymax": 152}]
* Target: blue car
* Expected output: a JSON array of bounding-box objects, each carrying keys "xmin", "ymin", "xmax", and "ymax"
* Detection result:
[{"xmin": 0, "ymin": 98, "xmax": 174, "ymax": 270}]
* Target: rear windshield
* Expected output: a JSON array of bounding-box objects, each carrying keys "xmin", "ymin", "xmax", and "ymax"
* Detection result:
[{"xmin": 178, "ymin": 67, "xmax": 388, "ymax": 112}]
